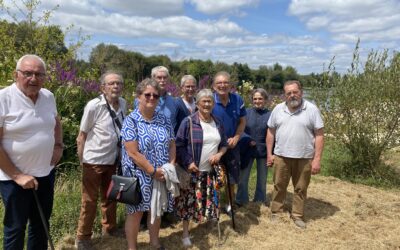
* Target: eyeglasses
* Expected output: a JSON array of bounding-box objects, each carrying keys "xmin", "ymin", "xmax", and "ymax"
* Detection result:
[
  {"xmin": 17, "ymin": 70, "xmax": 46, "ymax": 79},
  {"xmin": 156, "ymin": 76, "xmax": 168, "ymax": 80},
  {"xmin": 106, "ymin": 81, "xmax": 123, "ymax": 86},
  {"xmin": 184, "ymin": 85, "xmax": 196, "ymax": 90},
  {"xmin": 143, "ymin": 93, "xmax": 160, "ymax": 100}
]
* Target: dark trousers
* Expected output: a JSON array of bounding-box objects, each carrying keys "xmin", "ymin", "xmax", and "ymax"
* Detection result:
[{"xmin": 0, "ymin": 169, "xmax": 55, "ymax": 250}]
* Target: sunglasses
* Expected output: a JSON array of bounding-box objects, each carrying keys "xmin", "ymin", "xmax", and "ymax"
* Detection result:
[{"xmin": 143, "ymin": 93, "xmax": 160, "ymax": 100}]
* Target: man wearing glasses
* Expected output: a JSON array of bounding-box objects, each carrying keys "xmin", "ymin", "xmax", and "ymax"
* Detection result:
[
  {"xmin": 75, "ymin": 71, "xmax": 127, "ymax": 249},
  {"xmin": 0, "ymin": 54, "xmax": 63, "ymax": 249},
  {"xmin": 212, "ymin": 71, "xmax": 247, "ymax": 215}
]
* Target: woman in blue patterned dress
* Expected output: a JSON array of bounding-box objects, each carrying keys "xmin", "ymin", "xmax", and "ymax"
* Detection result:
[{"xmin": 121, "ymin": 78, "xmax": 176, "ymax": 250}]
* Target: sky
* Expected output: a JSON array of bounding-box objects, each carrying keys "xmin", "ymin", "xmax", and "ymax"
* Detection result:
[{"xmin": 2, "ymin": 0, "xmax": 400, "ymax": 74}]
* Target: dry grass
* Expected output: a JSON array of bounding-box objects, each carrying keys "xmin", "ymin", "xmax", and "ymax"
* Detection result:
[{"xmin": 58, "ymin": 176, "xmax": 400, "ymax": 250}]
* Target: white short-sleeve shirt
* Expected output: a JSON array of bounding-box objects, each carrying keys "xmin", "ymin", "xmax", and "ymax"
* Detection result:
[
  {"xmin": 0, "ymin": 83, "xmax": 57, "ymax": 180},
  {"xmin": 80, "ymin": 95, "xmax": 126, "ymax": 165},
  {"xmin": 268, "ymin": 99, "xmax": 324, "ymax": 159}
]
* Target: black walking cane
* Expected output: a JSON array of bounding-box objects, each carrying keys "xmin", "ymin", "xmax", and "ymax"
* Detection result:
[
  {"xmin": 225, "ymin": 173, "xmax": 236, "ymax": 230},
  {"xmin": 32, "ymin": 189, "xmax": 55, "ymax": 250}
]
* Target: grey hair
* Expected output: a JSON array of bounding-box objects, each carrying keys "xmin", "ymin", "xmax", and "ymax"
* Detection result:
[
  {"xmin": 196, "ymin": 89, "xmax": 214, "ymax": 104},
  {"xmin": 251, "ymin": 88, "xmax": 268, "ymax": 100},
  {"xmin": 283, "ymin": 80, "xmax": 302, "ymax": 90},
  {"xmin": 151, "ymin": 66, "xmax": 170, "ymax": 78},
  {"xmin": 100, "ymin": 71, "xmax": 124, "ymax": 85},
  {"xmin": 180, "ymin": 75, "xmax": 197, "ymax": 87},
  {"xmin": 136, "ymin": 78, "xmax": 161, "ymax": 96},
  {"xmin": 213, "ymin": 71, "xmax": 230, "ymax": 84},
  {"xmin": 16, "ymin": 54, "xmax": 46, "ymax": 71}
]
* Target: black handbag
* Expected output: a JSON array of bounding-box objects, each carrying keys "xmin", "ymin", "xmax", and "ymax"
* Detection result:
[
  {"xmin": 104, "ymin": 95, "xmax": 142, "ymax": 205},
  {"xmin": 106, "ymin": 174, "xmax": 142, "ymax": 205}
]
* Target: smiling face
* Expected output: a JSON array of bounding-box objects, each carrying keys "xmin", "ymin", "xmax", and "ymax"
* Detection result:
[
  {"xmin": 138, "ymin": 85, "xmax": 160, "ymax": 111},
  {"xmin": 252, "ymin": 92, "xmax": 266, "ymax": 109},
  {"xmin": 213, "ymin": 74, "xmax": 231, "ymax": 97},
  {"xmin": 196, "ymin": 96, "xmax": 214, "ymax": 118},
  {"xmin": 182, "ymin": 79, "xmax": 197, "ymax": 100},
  {"xmin": 15, "ymin": 57, "xmax": 46, "ymax": 101},
  {"xmin": 102, "ymin": 73, "xmax": 123, "ymax": 101}
]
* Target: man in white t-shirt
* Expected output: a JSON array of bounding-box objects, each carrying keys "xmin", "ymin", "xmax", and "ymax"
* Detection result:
[
  {"xmin": 0, "ymin": 54, "xmax": 63, "ymax": 250},
  {"xmin": 75, "ymin": 71, "xmax": 127, "ymax": 249},
  {"xmin": 267, "ymin": 80, "xmax": 324, "ymax": 229}
]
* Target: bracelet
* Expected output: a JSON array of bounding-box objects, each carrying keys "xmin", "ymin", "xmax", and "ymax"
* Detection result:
[
  {"xmin": 54, "ymin": 142, "xmax": 64, "ymax": 149},
  {"xmin": 150, "ymin": 167, "xmax": 157, "ymax": 177}
]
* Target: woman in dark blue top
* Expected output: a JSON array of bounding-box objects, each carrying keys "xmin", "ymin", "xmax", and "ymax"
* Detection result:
[{"xmin": 236, "ymin": 88, "xmax": 271, "ymax": 206}]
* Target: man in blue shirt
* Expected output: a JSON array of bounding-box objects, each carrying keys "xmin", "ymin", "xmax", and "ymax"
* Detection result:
[{"xmin": 212, "ymin": 71, "xmax": 246, "ymax": 214}]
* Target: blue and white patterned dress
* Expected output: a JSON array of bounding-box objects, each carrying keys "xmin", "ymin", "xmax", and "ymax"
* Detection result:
[{"xmin": 121, "ymin": 108, "xmax": 175, "ymax": 214}]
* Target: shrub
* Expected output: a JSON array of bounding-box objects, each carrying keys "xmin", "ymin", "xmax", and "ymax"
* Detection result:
[{"xmin": 313, "ymin": 42, "xmax": 400, "ymax": 183}]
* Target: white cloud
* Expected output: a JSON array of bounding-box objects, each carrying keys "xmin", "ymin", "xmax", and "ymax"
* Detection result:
[
  {"xmin": 95, "ymin": 0, "xmax": 184, "ymax": 16},
  {"xmin": 288, "ymin": 0, "xmax": 400, "ymax": 43},
  {"xmin": 189, "ymin": 0, "xmax": 259, "ymax": 15}
]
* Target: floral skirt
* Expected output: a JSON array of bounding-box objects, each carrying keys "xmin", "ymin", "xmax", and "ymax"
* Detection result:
[{"xmin": 175, "ymin": 171, "xmax": 219, "ymax": 223}]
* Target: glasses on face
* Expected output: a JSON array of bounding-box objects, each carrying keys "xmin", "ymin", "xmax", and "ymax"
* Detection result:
[
  {"xmin": 143, "ymin": 93, "xmax": 160, "ymax": 100},
  {"xmin": 17, "ymin": 70, "xmax": 46, "ymax": 80},
  {"xmin": 106, "ymin": 81, "xmax": 123, "ymax": 86},
  {"xmin": 184, "ymin": 85, "xmax": 196, "ymax": 90},
  {"xmin": 156, "ymin": 76, "xmax": 168, "ymax": 80}
]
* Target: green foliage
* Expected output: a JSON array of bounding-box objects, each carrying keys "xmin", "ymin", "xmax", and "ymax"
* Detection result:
[
  {"xmin": 313, "ymin": 42, "xmax": 400, "ymax": 181},
  {"xmin": 321, "ymin": 140, "xmax": 400, "ymax": 188}
]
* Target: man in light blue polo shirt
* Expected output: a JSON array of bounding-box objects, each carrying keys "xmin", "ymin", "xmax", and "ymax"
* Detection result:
[
  {"xmin": 266, "ymin": 80, "xmax": 324, "ymax": 229},
  {"xmin": 212, "ymin": 71, "xmax": 246, "ymax": 214}
]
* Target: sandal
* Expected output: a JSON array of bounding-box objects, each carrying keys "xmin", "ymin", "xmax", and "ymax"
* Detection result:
[{"xmin": 182, "ymin": 236, "xmax": 192, "ymax": 248}]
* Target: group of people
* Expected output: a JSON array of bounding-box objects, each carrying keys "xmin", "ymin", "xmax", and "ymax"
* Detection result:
[{"xmin": 0, "ymin": 54, "xmax": 324, "ymax": 250}]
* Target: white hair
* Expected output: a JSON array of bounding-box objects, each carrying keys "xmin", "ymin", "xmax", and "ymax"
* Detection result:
[{"xmin": 16, "ymin": 54, "xmax": 46, "ymax": 71}]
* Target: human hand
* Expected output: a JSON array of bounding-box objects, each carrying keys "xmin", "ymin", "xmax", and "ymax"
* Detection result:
[
  {"xmin": 249, "ymin": 141, "xmax": 256, "ymax": 146},
  {"xmin": 188, "ymin": 163, "xmax": 199, "ymax": 173},
  {"xmin": 209, "ymin": 153, "xmax": 222, "ymax": 165},
  {"xmin": 227, "ymin": 136, "xmax": 239, "ymax": 148},
  {"xmin": 14, "ymin": 173, "xmax": 38, "ymax": 190},
  {"xmin": 311, "ymin": 160, "xmax": 321, "ymax": 175},
  {"xmin": 154, "ymin": 168, "xmax": 165, "ymax": 181},
  {"xmin": 266, "ymin": 155, "xmax": 274, "ymax": 168}
]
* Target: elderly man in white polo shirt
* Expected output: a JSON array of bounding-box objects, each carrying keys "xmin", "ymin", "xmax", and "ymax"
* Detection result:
[
  {"xmin": 266, "ymin": 80, "xmax": 324, "ymax": 229},
  {"xmin": 0, "ymin": 54, "xmax": 63, "ymax": 250},
  {"xmin": 75, "ymin": 71, "xmax": 126, "ymax": 249}
]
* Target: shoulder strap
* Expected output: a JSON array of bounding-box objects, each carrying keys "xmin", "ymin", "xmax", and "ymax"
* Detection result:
[
  {"xmin": 104, "ymin": 95, "xmax": 123, "ymax": 130},
  {"xmin": 188, "ymin": 116, "xmax": 195, "ymax": 159}
]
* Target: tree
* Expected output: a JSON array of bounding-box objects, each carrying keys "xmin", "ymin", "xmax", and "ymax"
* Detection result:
[{"xmin": 313, "ymin": 44, "xmax": 400, "ymax": 181}]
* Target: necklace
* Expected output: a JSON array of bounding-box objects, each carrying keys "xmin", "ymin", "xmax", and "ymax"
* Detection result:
[{"xmin": 199, "ymin": 115, "xmax": 212, "ymax": 123}]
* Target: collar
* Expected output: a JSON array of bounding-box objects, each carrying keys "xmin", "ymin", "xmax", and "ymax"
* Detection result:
[
  {"xmin": 284, "ymin": 98, "xmax": 306, "ymax": 115},
  {"xmin": 214, "ymin": 92, "xmax": 231, "ymax": 105}
]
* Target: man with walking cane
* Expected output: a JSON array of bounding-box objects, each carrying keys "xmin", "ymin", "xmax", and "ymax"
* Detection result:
[
  {"xmin": 0, "ymin": 54, "xmax": 63, "ymax": 250},
  {"xmin": 212, "ymin": 71, "xmax": 246, "ymax": 227}
]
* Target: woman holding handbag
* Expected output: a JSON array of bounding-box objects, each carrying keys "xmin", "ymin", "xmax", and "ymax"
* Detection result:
[
  {"xmin": 175, "ymin": 89, "xmax": 228, "ymax": 248},
  {"xmin": 121, "ymin": 78, "xmax": 176, "ymax": 250}
]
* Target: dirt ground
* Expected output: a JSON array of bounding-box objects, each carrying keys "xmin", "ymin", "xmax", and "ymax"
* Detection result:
[{"xmin": 59, "ymin": 176, "xmax": 400, "ymax": 250}]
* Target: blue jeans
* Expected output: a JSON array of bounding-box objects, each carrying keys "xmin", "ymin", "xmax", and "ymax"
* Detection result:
[
  {"xmin": 0, "ymin": 169, "xmax": 55, "ymax": 250},
  {"xmin": 236, "ymin": 158, "xmax": 268, "ymax": 205}
]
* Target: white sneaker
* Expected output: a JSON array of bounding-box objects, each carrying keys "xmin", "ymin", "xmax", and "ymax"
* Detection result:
[{"xmin": 182, "ymin": 236, "xmax": 192, "ymax": 248}]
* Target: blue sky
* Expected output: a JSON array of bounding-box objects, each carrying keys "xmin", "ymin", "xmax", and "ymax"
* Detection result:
[{"xmin": 2, "ymin": 0, "xmax": 399, "ymax": 74}]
